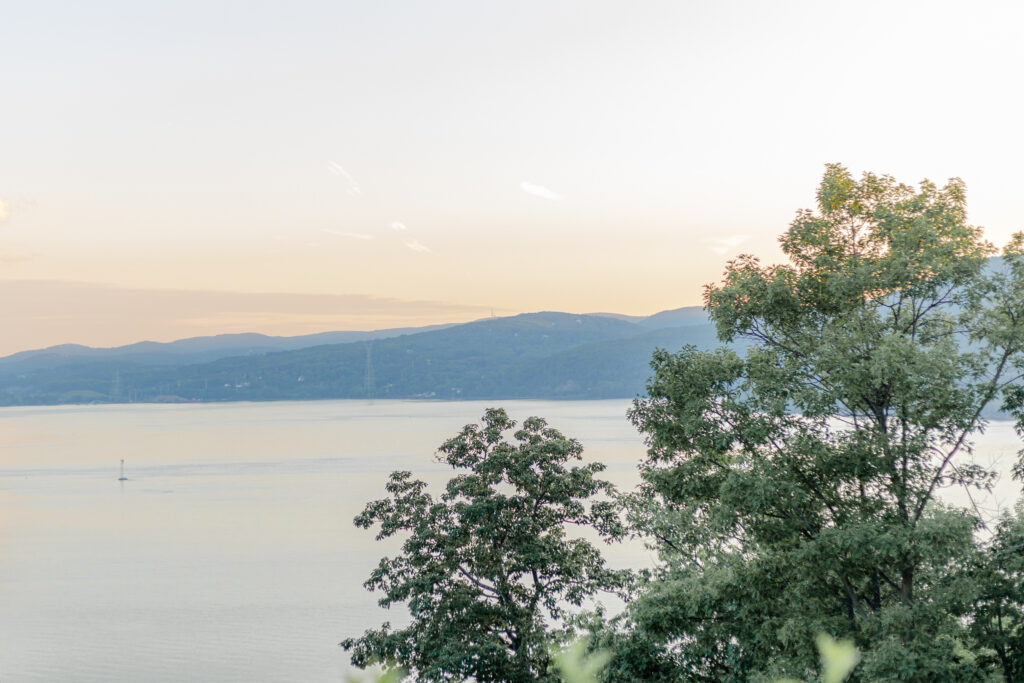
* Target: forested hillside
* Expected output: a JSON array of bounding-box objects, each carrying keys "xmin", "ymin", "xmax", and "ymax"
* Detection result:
[{"xmin": 0, "ymin": 308, "xmax": 719, "ymax": 405}]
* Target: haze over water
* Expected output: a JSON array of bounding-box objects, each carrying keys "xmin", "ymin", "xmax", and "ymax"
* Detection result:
[{"xmin": 0, "ymin": 399, "xmax": 1019, "ymax": 681}]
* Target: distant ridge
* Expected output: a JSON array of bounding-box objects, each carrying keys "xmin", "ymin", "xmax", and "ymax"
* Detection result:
[
  {"xmin": 0, "ymin": 323, "xmax": 458, "ymax": 371},
  {"xmin": 585, "ymin": 305, "xmax": 707, "ymax": 327},
  {"xmin": 0, "ymin": 307, "xmax": 715, "ymax": 405},
  {"xmin": 635, "ymin": 306, "xmax": 708, "ymax": 328},
  {"xmin": 585, "ymin": 312, "xmax": 647, "ymax": 323}
]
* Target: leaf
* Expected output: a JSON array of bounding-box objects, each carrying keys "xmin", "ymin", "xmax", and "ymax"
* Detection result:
[
  {"xmin": 815, "ymin": 633, "xmax": 860, "ymax": 683},
  {"xmin": 553, "ymin": 640, "xmax": 612, "ymax": 683}
]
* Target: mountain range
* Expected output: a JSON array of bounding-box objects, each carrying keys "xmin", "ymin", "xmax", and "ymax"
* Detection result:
[{"xmin": 0, "ymin": 306, "xmax": 726, "ymax": 405}]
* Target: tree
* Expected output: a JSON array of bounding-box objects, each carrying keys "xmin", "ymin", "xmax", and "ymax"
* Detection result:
[
  {"xmin": 964, "ymin": 500, "xmax": 1024, "ymax": 678},
  {"xmin": 615, "ymin": 165, "xmax": 1024, "ymax": 680},
  {"xmin": 342, "ymin": 408, "xmax": 628, "ymax": 682}
]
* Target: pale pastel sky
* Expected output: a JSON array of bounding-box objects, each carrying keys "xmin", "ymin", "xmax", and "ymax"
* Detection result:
[{"xmin": 2, "ymin": 0, "xmax": 1023, "ymax": 354}]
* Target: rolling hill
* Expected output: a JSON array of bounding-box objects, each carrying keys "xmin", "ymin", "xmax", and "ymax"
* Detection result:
[{"xmin": 0, "ymin": 307, "xmax": 722, "ymax": 405}]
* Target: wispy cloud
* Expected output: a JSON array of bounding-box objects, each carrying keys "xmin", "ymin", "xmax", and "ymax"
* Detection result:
[
  {"xmin": 389, "ymin": 222, "xmax": 431, "ymax": 253},
  {"xmin": 706, "ymin": 234, "xmax": 748, "ymax": 255},
  {"xmin": 404, "ymin": 239, "xmax": 431, "ymax": 253},
  {"xmin": 322, "ymin": 228, "xmax": 372, "ymax": 240},
  {"xmin": 521, "ymin": 181, "xmax": 561, "ymax": 201},
  {"xmin": 327, "ymin": 160, "xmax": 362, "ymax": 196}
]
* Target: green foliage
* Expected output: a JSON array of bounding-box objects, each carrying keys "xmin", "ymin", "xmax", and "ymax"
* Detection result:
[
  {"xmin": 343, "ymin": 634, "xmax": 857, "ymax": 683},
  {"xmin": 815, "ymin": 633, "xmax": 861, "ymax": 683},
  {"xmin": 964, "ymin": 500, "xmax": 1024, "ymax": 678},
  {"xmin": 552, "ymin": 640, "xmax": 612, "ymax": 683},
  {"xmin": 344, "ymin": 665, "xmax": 407, "ymax": 683},
  {"xmin": 620, "ymin": 165, "xmax": 1024, "ymax": 681},
  {"xmin": 775, "ymin": 634, "xmax": 860, "ymax": 683},
  {"xmin": 342, "ymin": 409, "xmax": 628, "ymax": 682}
]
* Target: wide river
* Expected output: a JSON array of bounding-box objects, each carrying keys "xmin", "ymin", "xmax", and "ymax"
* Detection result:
[{"xmin": 0, "ymin": 400, "xmax": 1020, "ymax": 682}]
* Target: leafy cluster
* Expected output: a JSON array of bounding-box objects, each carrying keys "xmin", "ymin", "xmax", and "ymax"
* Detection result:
[
  {"xmin": 346, "ymin": 166, "xmax": 1024, "ymax": 682},
  {"xmin": 341, "ymin": 408, "xmax": 628, "ymax": 682},
  {"xmin": 611, "ymin": 165, "xmax": 1024, "ymax": 681}
]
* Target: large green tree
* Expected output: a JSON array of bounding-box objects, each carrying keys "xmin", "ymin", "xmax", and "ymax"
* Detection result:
[
  {"xmin": 342, "ymin": 408, "xmax": 627, "ymax": 682},
  {"xmin": 611, "ymin": 165, "xmax": 1024, "ymax": 681}
]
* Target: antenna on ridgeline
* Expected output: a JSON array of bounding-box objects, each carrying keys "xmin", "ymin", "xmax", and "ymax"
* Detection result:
[{"xmin": 491, "ymin": 308, "xmax": 495, "ymax": 318}]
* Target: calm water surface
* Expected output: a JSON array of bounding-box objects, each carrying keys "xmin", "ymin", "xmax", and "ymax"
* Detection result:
[
  {"xmin": 0, "ymin": 400, "xmax": 655, "ymax": 682},
  {"xmin": 0, "ymin": 400, "xmax": 1019, "ymax": 681}
]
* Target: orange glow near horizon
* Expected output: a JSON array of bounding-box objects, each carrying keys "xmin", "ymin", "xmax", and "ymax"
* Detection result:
[{"xmin": 2, "ymin": 2, "xmax": 1023, "ymax": 354}]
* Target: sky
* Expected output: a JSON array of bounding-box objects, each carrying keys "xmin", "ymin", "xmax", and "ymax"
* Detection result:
[{"xmin": 2, "ymin": 0, "xmax": 1024, "ymax": 354}]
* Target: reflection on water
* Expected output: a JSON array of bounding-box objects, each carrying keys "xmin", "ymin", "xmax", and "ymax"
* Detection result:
[{"xmin": 0, "ymin": 400, "xmax": 1018, "ymax": 682}]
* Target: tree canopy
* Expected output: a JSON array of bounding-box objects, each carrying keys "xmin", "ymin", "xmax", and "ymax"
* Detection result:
[
  {"xmin": 342, "ymin": 408, "xmax": 628, "ymax": 682},
  {"xmin": 611, "ymin": 165, "xmax": 1024, "ymax": 681}
]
